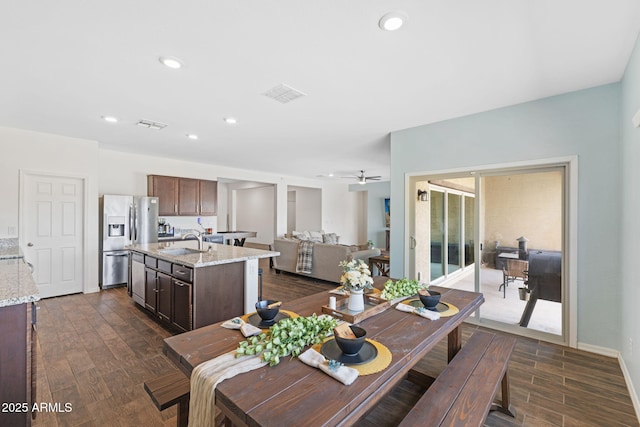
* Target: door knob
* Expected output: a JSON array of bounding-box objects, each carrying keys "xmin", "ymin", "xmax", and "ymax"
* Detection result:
[{"xmin": 27, "ymin": 242, "xmax": 34, "ymax": 247}]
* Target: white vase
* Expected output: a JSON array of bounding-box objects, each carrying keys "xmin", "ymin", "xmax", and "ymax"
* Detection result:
[{"xmin": 348, "ymin": 288, "xmax": 365, "ymax": 312}]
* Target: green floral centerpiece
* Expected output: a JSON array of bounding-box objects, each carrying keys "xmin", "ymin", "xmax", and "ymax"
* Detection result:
[
  {"xmin": 235, "ymin": 314, "xmax": 338, "ymax": 366},
  {"xmin": 339, "ymin": 259, "xmax": 373, "ymax": 311},
  {"xmin": 380, "ymin": 277, "xmax": 428, "ymax": 302}
]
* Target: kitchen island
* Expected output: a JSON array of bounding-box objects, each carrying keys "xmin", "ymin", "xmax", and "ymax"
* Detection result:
[
  {"xmin": 158, "ymin": 230, "xmax": 257, "ymax": 246},
  {"xmin": 0, "ymin": 239, "xmax": 39, "ymax": 427},
  {"xmin": 128, "ymin": 240, "xmax": 278, "ymax": 331}
]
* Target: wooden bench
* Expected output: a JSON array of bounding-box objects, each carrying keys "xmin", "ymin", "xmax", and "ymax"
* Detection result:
[
  {"xmin": 144, "ymin": 371, "xmax": 190, "ymax": 427},
  {"xmin": 400, "ymin": 330, "xmax": 516, "ymax": 427}
]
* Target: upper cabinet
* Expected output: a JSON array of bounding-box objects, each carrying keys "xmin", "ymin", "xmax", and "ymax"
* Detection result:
[
  {"xmin": 198, "ymin": 179, "xmax": 218, "ymax": 216},
  {"xmin": 148, "ymin": 175, "xmax": 179, "ymax": 216},
  {"xmin": 148, "ymin": 175, "xmax": 217, "ymax": 216},
  {"xmin": 178, "ymin": 178, "xmax": 199, "ymax": 216}
]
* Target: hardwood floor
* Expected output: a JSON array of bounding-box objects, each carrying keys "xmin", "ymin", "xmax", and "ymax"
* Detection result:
[{"xmin": 32, "ymin": 258, "xmax": 639, "ymax": 426}]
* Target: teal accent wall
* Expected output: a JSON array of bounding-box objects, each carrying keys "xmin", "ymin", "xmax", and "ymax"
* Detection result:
[
  {"xmin": 620, "ymin": 33, "xmax": 640, "ymax": 407},
  {"xmin": 390, "ymin": 84, "xmax": 621, "ymax": 351}
]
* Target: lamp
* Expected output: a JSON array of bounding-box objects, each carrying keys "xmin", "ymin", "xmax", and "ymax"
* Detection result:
[{"xmin": 417, "ymin": 190, "xmax": 428, "ymax": 202}]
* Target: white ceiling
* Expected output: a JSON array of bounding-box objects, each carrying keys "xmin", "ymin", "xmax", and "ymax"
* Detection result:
[{"xmin": 1, "ymin": 1, "xmax": 639, "ymax": 182}]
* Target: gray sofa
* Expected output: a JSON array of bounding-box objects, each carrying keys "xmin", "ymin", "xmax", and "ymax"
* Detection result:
[{"xmin": 272, "ymin": 238, "xmax": 380, "ymax": 283}]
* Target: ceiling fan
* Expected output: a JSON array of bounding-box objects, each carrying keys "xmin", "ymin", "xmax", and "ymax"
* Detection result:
[{"xmin": 345, "ymin": 170, "xmax": 381, "ymax": 185}]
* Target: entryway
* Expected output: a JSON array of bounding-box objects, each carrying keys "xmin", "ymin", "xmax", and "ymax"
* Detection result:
[{"xmin": 20, "ymin": 172, "xmax": 85, "ymax": 298}]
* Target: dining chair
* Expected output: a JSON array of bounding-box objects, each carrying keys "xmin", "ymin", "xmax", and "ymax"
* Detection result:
[{"xmin": 499, "ymin": 259, "xmax": 528, "ymax": 298}]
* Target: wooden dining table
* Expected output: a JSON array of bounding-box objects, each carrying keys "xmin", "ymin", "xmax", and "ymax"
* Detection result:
[{"xmin": 163, "ymin": 284, "xmax": 484, "ymax": 427}]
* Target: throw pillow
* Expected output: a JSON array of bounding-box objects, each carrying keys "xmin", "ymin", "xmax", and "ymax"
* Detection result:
[
  {"xmin": 322, "ymin": 233, "xmax": 338, "ymax": 244},
  {"xmin": 308, "ymin": 230, "xmax": 323, "ymax": 243},
  {"xmin": 292, "ymin": 230, "xmax": 310, "ymax": 240}
]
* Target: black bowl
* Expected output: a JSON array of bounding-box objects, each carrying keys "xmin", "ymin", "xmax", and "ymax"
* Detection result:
[
  {"xmin": 419, "ymin": 291, "xmax": 441, "ymax": 310},
  {"xmin": 255, "ymin": 300, "xmax": 280, "ymax": 322},
  {"xmin": 334, "ymin": 325, "xmax": 367, "ymax": 356}
]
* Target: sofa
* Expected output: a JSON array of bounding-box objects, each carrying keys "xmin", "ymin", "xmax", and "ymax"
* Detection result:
[{"xmin": 272, "ymin": 238, "xmax": 381, "ymax": 283}]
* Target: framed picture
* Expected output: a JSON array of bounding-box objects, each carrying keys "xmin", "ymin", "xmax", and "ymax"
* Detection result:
[{"xmin": 384, "ymin": 198, "xmax": 390, "ymax": 227}]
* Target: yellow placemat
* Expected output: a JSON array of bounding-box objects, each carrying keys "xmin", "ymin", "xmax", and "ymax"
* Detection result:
[
  {"xmin": 401, "ymin": 299, "xmax": 459, "ymax": 317},
  {"xmin": 313, "ymin": 338, "xmax": 392, "ymax": 376},
  {"xmin": 240, "ymin": 310, "xmax": 299, "ymax": 329}
]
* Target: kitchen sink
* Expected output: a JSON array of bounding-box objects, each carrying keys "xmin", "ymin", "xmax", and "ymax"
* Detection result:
[{"xmin": 159, "ymin": 248, "xmax": 204, "ymax": 256}]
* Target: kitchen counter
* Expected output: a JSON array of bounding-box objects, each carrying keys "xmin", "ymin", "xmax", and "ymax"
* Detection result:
[
  {"xmin": 0, "ymin": 238, "xmax": 39, "ymax": 308},
  {"xmin": 0, "ymin": 238, "xmax": 24, "ymax": 260},
  {"xmin": 157, "ymin": 231, "xmax": 257, "ymax": 246},
  {"xmin": 0, "ymin": 258, "xmax": 40, "ymax": 308},
  {"xmin": 129, "ymin": 240, "xmax": 279, "ymax": 320},
  {"xmin": 129, "ymin": 240, "xmax": 278, "ymax": 268}
]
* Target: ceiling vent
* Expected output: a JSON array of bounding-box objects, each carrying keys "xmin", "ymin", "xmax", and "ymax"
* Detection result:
[
  {"xmin": 136, "ymin": 119, "xmax": 168, "ymax": 130},
  {"xmin": 262, "ymin": 83, "xmax": 306, "ymax": 104}
]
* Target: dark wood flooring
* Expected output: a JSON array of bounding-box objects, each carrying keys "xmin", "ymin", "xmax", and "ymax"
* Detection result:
[{"xmin": 32, "ymin": 257, "xmax": 639, "ymax": 426}]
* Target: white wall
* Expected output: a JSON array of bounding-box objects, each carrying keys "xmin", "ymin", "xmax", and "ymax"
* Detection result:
[
  {"xmin": 98, "ymin": 149, "xmax": 362, "ymax": 244},
  {"xmin": 236, "ymin": 186, "xmax": 275, "ymax": 244},
  {"xmin": 321, "ymin": 184, "xmax": 362, "ymax": 245},
  {"xmin": 0, "ymin": 126, "xmax": 100, "ymax": 293},
  {"xmin": 287, "ymin": 186, "xmax": 322, "ymax": 233},
  {"xmin": 0, "ymin": 133, "xmax": 363, "ymax": 294}
]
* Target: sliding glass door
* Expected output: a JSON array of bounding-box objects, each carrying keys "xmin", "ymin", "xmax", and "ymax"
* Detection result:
[
  {"xmin": 411, "ymin": 164, "xmax": 568, "ymax": 343},
  {"xmin": 430, "ymin": 189, "xmax": 444, "ymax": 281},
  {"xmin": 426, "ymin": 184, "xmax": 474, "ymax": 283}
]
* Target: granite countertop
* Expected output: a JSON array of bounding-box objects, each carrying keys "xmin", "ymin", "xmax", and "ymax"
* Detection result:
[
  {"xmin": 0, "ymin": 238, "xmax": 24, "ymax": 260},
  {"xmin": 129, "ymin": 240, "xmax": 279, "ymax": 268},
  {"xmin": 0, "ymin": 258, "xmax": 40, "ymax": 307}
]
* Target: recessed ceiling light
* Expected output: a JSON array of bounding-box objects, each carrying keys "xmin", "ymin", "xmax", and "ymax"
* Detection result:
[
  {"xmin": 223, "ymin": 117, "xmax": 237, "ymax": 125},
  {"xmin": 378, "ymin": 11, "xmax": 407, "ymax": 31},
  {"xmin": 102, "ymin": 115, "xmax": 118, "ymax": 123},
  {"xmin": 159, "ymin": 56, "xmax": 184, "ymax": 69},
  {"xmin": 187, "ymin": 134, "xmax": 198, "ymax": 140}
]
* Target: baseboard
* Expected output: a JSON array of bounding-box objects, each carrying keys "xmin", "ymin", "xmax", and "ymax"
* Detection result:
[
  {"xmin": 577, "ymin": 342, "xmax": 640, "ymax": 422},
  {"xmin": 576, "ymin": 341, "xmax": 619, "ymax": 358},
  {"xmin": 618, "ymin": 354, "xmax": 640, "ymax": 423}
]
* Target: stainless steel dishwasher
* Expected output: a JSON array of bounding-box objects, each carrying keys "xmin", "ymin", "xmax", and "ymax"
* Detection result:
[{"xmin": 130, "ymin": 252, "xmax": 145, "ymax": 306}]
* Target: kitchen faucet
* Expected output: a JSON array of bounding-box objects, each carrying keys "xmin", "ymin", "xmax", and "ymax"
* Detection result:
[{"xmin": 182, "ymin": 230, "xmax": 203, "ymax": 251}]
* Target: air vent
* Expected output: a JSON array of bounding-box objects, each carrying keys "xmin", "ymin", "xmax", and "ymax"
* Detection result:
[
  {"xmin": 136, "ymin": 119, "xmax": 168, "ymax": 130},
  {"xmin": 262, "ymin": 83, "xmax": 306, "ymax": 104}
]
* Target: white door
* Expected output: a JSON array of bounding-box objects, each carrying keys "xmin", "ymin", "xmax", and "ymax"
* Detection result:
[{"xmin": 22, "ymin": 173, "xmax": 84, "ymax": 298}]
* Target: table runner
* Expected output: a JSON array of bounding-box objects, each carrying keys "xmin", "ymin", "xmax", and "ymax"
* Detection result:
[{"xmin": 188, "ymin": 351, "xmax": 267, "ymax": 427}]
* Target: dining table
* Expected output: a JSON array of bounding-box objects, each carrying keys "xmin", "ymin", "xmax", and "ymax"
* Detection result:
[{"xmin": 163, "ymin": 282, "xmax": 484, "ymax": 427}]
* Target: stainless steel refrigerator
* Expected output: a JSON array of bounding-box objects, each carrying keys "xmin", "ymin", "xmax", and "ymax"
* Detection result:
[{"xmin": 99, "ymin": 195, "xmax": 158, "ymax": 289}]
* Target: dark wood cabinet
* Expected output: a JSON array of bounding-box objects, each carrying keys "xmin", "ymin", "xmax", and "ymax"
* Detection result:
[
  {"xmin": 199, "ymin": 179, "xmax": 218, "ymax": 215},
  {"xmin": 145, "ymin": 269, "xmax": 158, "ymax": 312},
  {"xmin": 172, "ymin": 279, "xmax": 192, "ymax": 332},
  {"xmin": 148, "ymin": 175, "xmax": 217, "ymax": 216},
  {"xmin": 145, "ymin": 268, "xmax": 172, "ymax": 322},
  {"xmin": 156, "ymin": 272, "xmax": 172, "ymax": 322},
  {"xmin": 132, "ymin": 250, "xmax": 242, "ymax": 331},
  {"xmin": 178, "ymin": 178, "xmax": 200, "ymax": 215},
  {"xmin": 148, "ymin": 175, "xmax": 179, "ymax": 216},
  {"xmin": 0, "ymin": 303, "xmax": 33, "ymax": 427},
  {"xmin": 193, "ymin": 262, "xmax": 244, "ymax": 328}
]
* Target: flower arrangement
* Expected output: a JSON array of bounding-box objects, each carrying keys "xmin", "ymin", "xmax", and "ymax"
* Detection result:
[{"xmin": 339, "ymin": 259, "xmax": 374, "ymax": 292}]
